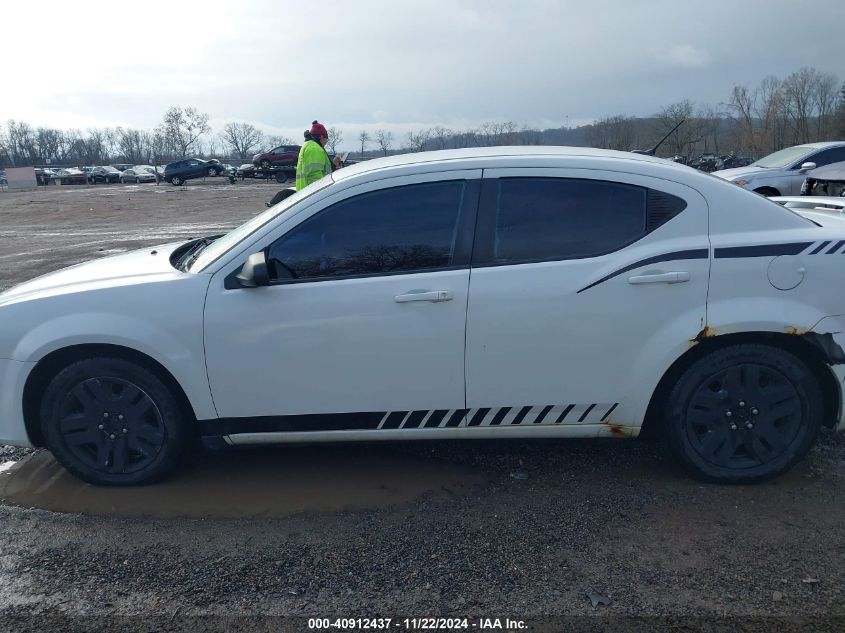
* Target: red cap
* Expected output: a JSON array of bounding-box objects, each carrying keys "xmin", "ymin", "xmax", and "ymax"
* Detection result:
[{"xmin": 310, "ymin": 122, "xmax": 328, "ymax": 138}]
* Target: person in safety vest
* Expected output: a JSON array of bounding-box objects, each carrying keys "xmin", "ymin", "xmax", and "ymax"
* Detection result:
[{"xmin": 295, "ymin": 121, "xmax": 341, "ymax": 190}]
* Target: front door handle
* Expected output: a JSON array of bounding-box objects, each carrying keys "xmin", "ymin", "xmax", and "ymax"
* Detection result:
[
  {"xmin": 394, "ymin": 290, "xmax": 454, "ymax": 303},
  {"xmin": 627, "ymin": 271, "xmax": 690, "ymax": 285}
]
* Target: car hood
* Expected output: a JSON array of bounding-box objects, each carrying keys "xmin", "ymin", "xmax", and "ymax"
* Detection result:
[
  {"xmin": 712, "ymin": 165, "xmax": 769, "ymax": 180},
  {"xmin": 0, "ymin": 241, "xmax": 190, "ymax": 307}
]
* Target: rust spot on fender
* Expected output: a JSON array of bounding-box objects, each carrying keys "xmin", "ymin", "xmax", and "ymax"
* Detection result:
[
  {"xmin": 689, "ymin": 325, "xmax": 716, "ymax": 345},
  {"xmin": 784, "ymin": 326, "xmax": 809, "ymax": 336}
]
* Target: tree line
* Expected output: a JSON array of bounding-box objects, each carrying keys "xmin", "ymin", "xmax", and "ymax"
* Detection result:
[{"xmin": 1, "ymin": 67, "xmax": 843, "ymax": 168}]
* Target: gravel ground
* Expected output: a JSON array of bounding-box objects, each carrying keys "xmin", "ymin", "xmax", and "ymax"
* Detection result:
[{"xmin": 0, "ymin": 180, "xmax": 843, "ymax": 632}]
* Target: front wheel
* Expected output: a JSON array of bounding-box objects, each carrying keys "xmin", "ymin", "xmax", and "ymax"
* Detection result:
[
  {"xmin": 40, "ymin": 357, "xmax": 189, "ymax": 486},
  {"xmin": 260, "ymin": 160, "xmax": 271, "ymax": 169},
  {"xmin": 664, "ymin": 344, "xmax": 822, "ymax": 484},
  {"xmin": 170, "ymin": 176, "xmax": 183, "ymax": 186}
]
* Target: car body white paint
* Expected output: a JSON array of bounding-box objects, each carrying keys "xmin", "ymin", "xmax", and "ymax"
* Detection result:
[{"xmin": 1, "ymin": 146, "xmax": 844, "ymax": 448}]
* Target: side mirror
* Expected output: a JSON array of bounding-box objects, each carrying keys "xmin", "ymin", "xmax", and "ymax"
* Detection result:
[
  {"xmin": 799, "ymin": 162, "xmax": 817, "ymax": 172},
  {"xmin": 235, "ymin": 252, "xmax": 270, "ymax": 288}
]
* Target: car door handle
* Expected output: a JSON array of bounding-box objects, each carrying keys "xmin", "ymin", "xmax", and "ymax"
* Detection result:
[
  {"xmin": 394, "ymin": 290, "xmax": 454, "ymax": 303},
  {"xmin": 627, "ymin": 271, "xmax": 690, "ymax": 284}
]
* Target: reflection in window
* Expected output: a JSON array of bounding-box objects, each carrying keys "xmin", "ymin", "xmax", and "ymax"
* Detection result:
[{"xmin": 268, "ymin": 181, "xmax": 466, "ymax": 281}]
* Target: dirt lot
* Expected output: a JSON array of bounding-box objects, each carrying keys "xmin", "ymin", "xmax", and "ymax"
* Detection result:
[{"xmin": 0, "ymin": 180, "xmax": 843, "ymax": 632}]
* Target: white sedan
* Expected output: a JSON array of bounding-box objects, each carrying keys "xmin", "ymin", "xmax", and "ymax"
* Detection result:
[{"xmin": 1, "ymin": 147, "xmax": 844, "ymax": 485}]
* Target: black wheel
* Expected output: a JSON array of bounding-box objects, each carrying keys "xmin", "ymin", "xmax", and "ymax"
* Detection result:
[
  {"xmin": 275, "ymin": 173, "xmax": 288, "ymax": 183},
  {"xmin": 170, "ymin": 176, "xmax": 183, "ymax": 186},
  {"xmin": 40, "ymin": 357, "xmax": 189, "ymax": 485},
  {"xmin": 260, "ymin": 159, "xmax": 271, "ymax": 169},
  {"xmin": 665, "ymin": 344, "xmax": 822, "ymax": 483}
]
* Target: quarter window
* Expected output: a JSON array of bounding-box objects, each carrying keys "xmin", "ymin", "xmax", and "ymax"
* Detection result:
[
  {"xmin": 491, "ymin": 178, "xmax": 650, "ymax": 263},
  {"xmin": 267, "ymin": 180, "xmax": 469, "ymax": 282}
]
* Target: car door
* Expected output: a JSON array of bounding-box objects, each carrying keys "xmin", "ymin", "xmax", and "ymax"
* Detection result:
[
  {"xmin": 464, "ymin": 169, "xmax": 709, "ymax": 431},
  {"xmin": 203, "ymin": 170, "xmax": 480, "ymax": 433}
]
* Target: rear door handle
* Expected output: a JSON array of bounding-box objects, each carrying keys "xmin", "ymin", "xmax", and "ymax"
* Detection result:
[
  {"xmin": 627, "ymin": 271, "xmax": 690, "ymax": 285},
  {"xmin": 394, "ymin": 290, "xmax": 454, "ymax": 303}
]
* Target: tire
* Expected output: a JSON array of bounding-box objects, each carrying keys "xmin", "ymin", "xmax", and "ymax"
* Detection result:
[
  {"xmin": 207, "ymin": 168, "xmax": 216, "ymax": 177},
  {"xmin": 260, "ymin": 160, "xmax": 271, "ymax": 169},
  {"xmin": 664, "ymin": 344, "xmax": 822, "ymax": 484},
  {"xmin": 170, "ymin": 176, "xmax": 183, "ymax": 186},
  {"xmin": 40, "ymin": 357, "xmax": 189, "ymax": 486},
  {"xmin": 275, "ymin": 173, "xmax": 287, "ymax": 183},
  {"xmin": 753, "ymin": 187, "xmax": 780, "ymax": 197}
]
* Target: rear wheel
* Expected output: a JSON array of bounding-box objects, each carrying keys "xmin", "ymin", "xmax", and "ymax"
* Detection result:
[
  {"xmin": 664, "ymin": 344, "xmax": 822, "ymax": 483},
  {"xmin": 40, "ymin": 357, "xmax": 188, "ymax": 486},
  {"xmin": 170, "ymin": 175, "xmax": 183, "ymax": 186}
]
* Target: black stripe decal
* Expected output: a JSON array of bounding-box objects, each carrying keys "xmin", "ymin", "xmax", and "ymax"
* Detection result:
[
  {"xmin": 200, "ymin": 411, "xmax": 387, "ymax": 436},
  {"xmin": 512, "ymin": 406, "xmax": 533, "ymax": 425},
  {"xmin": 489, "ymin": 407, "xmax": 512, "ymax": 426},
  {"xmin": 445, "ymin": 409, "xmax": 468, "ymax": 427},
  {"xmin": 424, "ymin": 409, "xmax": 449, "ymax": 428},
  {"xmin": 404, "ymin": 410, "xmax": 428, "ymax": 429},
  {"xmin": 714, "ymin": 242, "xmax": 813, "ymax": 258},
  {"xmin": 381, "ymin": 411, "xmax": 408, "ymax": 430},
  {"xmin": 600, "ymin": 403, "xmax": 619, "ymax": 422},
  {"xmin": 578, "ymin": 404, "xmax": 597, "ymax": 422},
  {"xmin": 578, "ymin": 249, "xmax": 708, "ymax": 293},
  {"xmin": 810, "ymin": 241, "xmax": 831, "ymax": 255},
  {"xmin": 468, "ymin": 408, "xmax": 491, "ymax": 427},
  {"xmin": 826, "ymin": 240, "xmax": 845, "ymax": 254},
  {"xmin": 534, "ymin": 405, "xmax": 555, "ymax": 424},
  {"xmin": 556, "ymin": 404, "xmax": 575, "ymax": 424}
]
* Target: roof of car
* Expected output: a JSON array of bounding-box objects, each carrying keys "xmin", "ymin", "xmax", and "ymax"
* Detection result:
[
  {"xmin": 798, "ymin": 141, "xmax": 845, "ymax": 149},
  {"xmin": 332, "ymin": 146, "xmax": 683, "ymax": 182}
]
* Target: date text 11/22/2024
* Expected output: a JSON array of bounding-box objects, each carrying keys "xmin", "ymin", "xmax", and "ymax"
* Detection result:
[{"xmin": 308, "ymin": 618, "xmax": 527, "ymax": 630}]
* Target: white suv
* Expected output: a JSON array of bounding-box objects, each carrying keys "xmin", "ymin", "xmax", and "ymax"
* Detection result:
[
  {"xmin": 713, "ymin": 141, "xmax": 845, "ymax": 196},
  {"xmin": 1, "ymin": 147, "xmax": 844, "ymax": 485}
]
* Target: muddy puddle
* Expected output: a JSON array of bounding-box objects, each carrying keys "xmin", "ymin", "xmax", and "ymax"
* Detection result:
[{"xmin": 0, "ymin": 446, "xmax": 488, "ymax": 519}]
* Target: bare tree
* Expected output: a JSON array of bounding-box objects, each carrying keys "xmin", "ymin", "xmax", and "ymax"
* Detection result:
[
  {"xmin": 265, "ymin": 135, "xmax": 294, "ymax": 149},
  {"xmin": 406, "ymin": 129, "xmax": 429, "ymax": 152},
  {"xmin": 158, "ymin": 106, "xmax": 211, "ymax": 158},
  {"xmin": 221, "ymin": 122, "xmax": 264, "ymax": 159},
  {"xmin": 374, "ymin": 129, "xmax": 393, "ymax": 155},
  {"xmin": 430, "ymin": 126, "xmax": 452, "ymax": 149},
  {"xmin": 326, "ymin": 126, "xmax": 343, "ymax": 155},
  {"xmin": 653, "ymin": 100, "xmax": 706, "ymax": 156},
  {"xmin": 358, "ymin": 130, "xmax": 370, "ymax": 159}
]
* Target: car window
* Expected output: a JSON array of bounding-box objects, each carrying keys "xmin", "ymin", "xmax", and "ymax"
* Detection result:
[
  {"xmin": 272, "ymin": 147, "xmax": 284, "ymax": 153},
  {"xmin": 267, "ymin": 181, "xmax": 468, "ymax": 282},
  {"xmin": 188, "ymin": 160, "xmax": 200, "ymax": 167},
  {"xmin": 489, "ymin": 178, "xmax": 654, "ymax": 263},
  {"xmin": 805, "ymin": 147, "xmax": 845, "ymax": 169}
]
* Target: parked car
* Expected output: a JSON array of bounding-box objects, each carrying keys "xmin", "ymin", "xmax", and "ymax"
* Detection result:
[
  {"xmin": 236, "ymin": 164, "xmax": 256, "ymax": 179},
  {"xmin": 89, "ymin": 166, "xmax": 122, "ymax": 184},
  {"xmin": 688, "ymin": 154, "xmax": 719, "ymax": 172},
  {"xmin": 252, "ymin": 145, "xmax": 301, "ymax": 168},
  {"xmin": 33, "ymin": 168, "xmax": 51, "ymax": 186},
  {"xmin": 714, "ymin": 142, "xmax": 845, "ymax": 196},
  {"xmin": 715, "ymin": 155, "xmax": 754, "ymax": 170},
  {"xmin": 112, "ymin": 164, "xmax": 134, "ymax": 172},
  {"xmin": 119, "ymin": 167, "xmax": 157, "ymax": 184},
  {"xmin": 800, "ymin": 161, "xmax": 845, "ymax": 198},
  {"xmin": 162, "ymin": 159, "xmax": 225, "ymax": 185},
  {"xmin": 1, "ymin": 147, "xmax": 844, "ymax": 486},
  {"xmin": 52, "ymin": 168, "xmax": 88, "ymax": 185}
]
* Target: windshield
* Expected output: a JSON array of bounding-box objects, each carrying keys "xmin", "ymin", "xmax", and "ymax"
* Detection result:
[
  {"xmin": 753, "ymin": 146, "xmax": 813, "ymax": 168},
  {"xmin": 189, "ymin": 177, "xmax": 334, "ymax": 272}
]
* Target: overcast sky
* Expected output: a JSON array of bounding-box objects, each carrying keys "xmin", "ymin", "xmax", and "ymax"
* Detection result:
[{"xmin": 3, "ymin": 0, "xmax": 844, "ymax": 150}]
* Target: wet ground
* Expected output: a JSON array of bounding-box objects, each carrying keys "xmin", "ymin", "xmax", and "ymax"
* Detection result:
[{"xmin": 0, "ymin": 180, "xmax": 844, "ymax": 631}]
